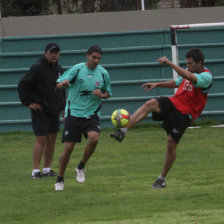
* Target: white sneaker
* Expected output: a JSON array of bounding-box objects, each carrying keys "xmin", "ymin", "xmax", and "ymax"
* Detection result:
[
  {"xmin": 76, "ymin": 168, "xmax": 85, "ymax": 183},
  {"xmin": 55, "ymin": 182, "xmax": 64, "ymax": 191}
]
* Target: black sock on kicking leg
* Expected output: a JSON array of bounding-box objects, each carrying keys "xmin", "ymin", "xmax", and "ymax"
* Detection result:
[
  {"xmin": 77, "ymin": 161, "xmax": 85, "ymax": 170},
  {"xmin": 56, "ymin": 176, "xmax": 64, "ymax": 182}
]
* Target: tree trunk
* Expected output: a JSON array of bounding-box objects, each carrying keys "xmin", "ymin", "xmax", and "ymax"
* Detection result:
[
  {"xmin": 100, "ymin": 0, "xmax": 113, "ymax": 12},
  {"xmin": 182, "ymin": 0, "xmax": 194, "ymax": 7},
  {"xmin": 55, "ymin": 0, "xmax": 62, "ymax": 14},
  {"xmin": 81, "ymin": 0, "xmax": 95, "ymax": 13},
  {"xmin": 137, "ymin": 0, "xmax": 142, "ymax": 10},
  {"xmin": 201, "ymin": 0, "xmax": 217, "ymax": 6}
]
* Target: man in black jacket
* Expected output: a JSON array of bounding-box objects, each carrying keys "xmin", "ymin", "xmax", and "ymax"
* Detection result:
[{"xmin": 18, "ymin": 42, "xmax": 66, "ymax": 179}]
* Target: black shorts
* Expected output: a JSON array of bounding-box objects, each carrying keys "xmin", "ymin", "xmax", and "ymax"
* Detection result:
[
  {"xmin": 152, "ymin": 97, "xmax": 190, "ymax": 143},
  {"xmin": 31, "ymin": 110, "xmax": 60, "ymax": 136},
  {"xmin": 62, "ymin": 114, "xmax": 100, "ymax": 143}
]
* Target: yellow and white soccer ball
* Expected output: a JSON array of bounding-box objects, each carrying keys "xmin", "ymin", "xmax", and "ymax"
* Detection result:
[{"xmin": 111, "ymin": 109, "xmax": 130, "ymax": 128}]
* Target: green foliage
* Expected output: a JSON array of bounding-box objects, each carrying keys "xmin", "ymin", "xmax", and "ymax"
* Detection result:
[
  {"xmin": 1, "ymin": 0, "xmax": 224, "ymax": 17},
  {"xmin": 1, "ymin": 125, "xmax": 224, "ymax": 223},
  {"xmin": 145, "ymin": 0, "xmax": 159, "ymax": 9},
  {"xmin": 1, "ymin": 0, "xmax": 51, "ymax": 17},
  {"xmin": 215, "ymin": 0, "xmax": 224, "ymax": 6},
  {"xmin": 180, "ymin": 0, "xmax": 224, "ymax": 7},
  {"xmin": 62, "ymin": 0, "xmax": 81, "ymax": 14}
]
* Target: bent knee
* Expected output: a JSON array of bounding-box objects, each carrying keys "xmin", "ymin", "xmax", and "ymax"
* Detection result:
[
  {"xmin": 88, "ymin": 132, "xmax": 99, "ymax": 143},
  {"xmin": 144, "ymin": 99, "xmax": 160, "ymax": 112}
]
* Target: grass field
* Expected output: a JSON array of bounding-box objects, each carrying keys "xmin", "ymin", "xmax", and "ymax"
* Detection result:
[{"xmin": 1, "ymin": 124, "xmax": 224, "ymax": 224}]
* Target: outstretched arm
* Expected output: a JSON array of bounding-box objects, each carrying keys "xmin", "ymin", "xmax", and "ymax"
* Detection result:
[
  {"xmin": 158, "ymin": 56, "xmax": 197, "ymax": 83},
  {"xmin": 142, "ymin": 80, "xmax": 177, "ymax": 92}
]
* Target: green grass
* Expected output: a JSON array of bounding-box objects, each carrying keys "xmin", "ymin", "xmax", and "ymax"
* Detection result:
[{"xmin": 1, "ymin": 124, "xmax": 224, "ymax": 224}]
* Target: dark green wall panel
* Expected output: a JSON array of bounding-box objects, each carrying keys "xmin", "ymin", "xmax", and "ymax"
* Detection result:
[{"xmin": 0, "ymin": 27, "xmax": 224, "ymax": 132}]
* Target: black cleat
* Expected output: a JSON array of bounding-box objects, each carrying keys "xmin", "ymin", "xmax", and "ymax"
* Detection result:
[
  {"xmin": 152, "ymin": 178, "xmax": 166, "ymax": 188},
  {"xmin": 31, "ymin": 172, "xmax": 42, "ymax": 179},
  {"xmin": 110, "ymin": 130, "xmax": 125, "ymax": 142},
  {"xmin": 43, "ymin": 170, "xmax": 57, "ymax": 177}
]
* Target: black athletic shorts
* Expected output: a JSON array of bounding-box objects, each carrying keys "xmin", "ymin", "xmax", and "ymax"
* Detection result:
[
  {"xmin": 152, "ymin": 97, "xmax": 191, "ymax": 143},
  {"xmin": 31, "ymin": 110, "xmax": 60, "ymax": 136},
  {"xmin": 62, "ymin": 114, "xmax": 100, "ymax": 143}
]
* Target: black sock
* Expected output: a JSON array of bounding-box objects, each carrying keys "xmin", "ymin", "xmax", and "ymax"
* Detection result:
[
  {"xmin": 77, "ymin": 161, "xmax": 85, "ymax": 170},
  {"xmin": 57, "ymin": 176, "xmax": 64, "ymax": 182}
]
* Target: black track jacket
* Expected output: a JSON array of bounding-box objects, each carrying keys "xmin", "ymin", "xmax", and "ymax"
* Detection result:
[{"xmin": 18, "ymin": 56, "xmax": 66, "ymax": 117}]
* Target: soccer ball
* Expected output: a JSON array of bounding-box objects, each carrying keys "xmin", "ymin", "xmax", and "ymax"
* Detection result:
[{"xmin": 111, "ymin": 109, "xmax": 130, "ymax": 128}]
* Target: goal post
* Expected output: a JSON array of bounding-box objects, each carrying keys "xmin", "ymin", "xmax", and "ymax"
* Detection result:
[{"xmin": 170, "ymin": 22, "xmax": 224, "ymax": 83}]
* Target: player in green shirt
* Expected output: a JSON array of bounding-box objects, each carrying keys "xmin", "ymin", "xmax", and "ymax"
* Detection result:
[{"xmin": 55, "ymin": 45, "xmax": 112, "ymax": 191}]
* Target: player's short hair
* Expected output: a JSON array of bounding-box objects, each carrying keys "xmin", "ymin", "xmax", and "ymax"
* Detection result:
[
  {"xmin": 87, "ymin": 45, "xmax": 103, "ymax": 55},
  {"xmin": 186, "ymin": 48, "xmax": 204, "ymax": 64}
]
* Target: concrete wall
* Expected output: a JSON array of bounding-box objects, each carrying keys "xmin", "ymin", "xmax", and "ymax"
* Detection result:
[{"xmin": 0, "ymin": 6, "xmax": 224, "ymax": 37}]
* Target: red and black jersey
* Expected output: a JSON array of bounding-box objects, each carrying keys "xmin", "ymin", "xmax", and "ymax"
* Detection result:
[{"xmin": 169, "ymin": 69, "xmax": 212, "ymax": 120}]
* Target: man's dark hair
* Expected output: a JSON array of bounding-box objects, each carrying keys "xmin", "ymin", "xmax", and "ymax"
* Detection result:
[
  {"xmin": 87, "ymin": 45, "xmax": 103, "ymax": 55},
  {"xmin": 186, "ymin": 48, "xmax": 204, "ymax": 64}
]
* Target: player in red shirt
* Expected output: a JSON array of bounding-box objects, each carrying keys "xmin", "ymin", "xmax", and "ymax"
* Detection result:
[{"xmin": 111, "ymin": 48, "xmax": 213, "ymax": 188}]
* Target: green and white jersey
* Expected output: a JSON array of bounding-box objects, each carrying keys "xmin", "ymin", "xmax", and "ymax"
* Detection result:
[{"xmin": 57, "ymin": 63, "xmax": 112, "ymax": 117}]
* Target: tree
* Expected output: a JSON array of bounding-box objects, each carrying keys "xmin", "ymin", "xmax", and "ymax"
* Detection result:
[
  {"xmin": 1, "ymin": 0, "xmax": 51, "ymax": 17},
  {"xmin": 99, "ymin": 0, "xmax": 113, "ymax": 12},
  {"xmin": 55, "ymin": 0, "xmax": 62, "ymax": 14},
  {"xmin": 180, "ymin": 0, "xmax": 198, "ymax": 7},
  {"xmin": 81, "ymin": 0, "xmax": 95, "ymax": 13},
  {"xmin": 99, "ymin": 0, "xmax": 158, "ymax": 12},
  {"xmin": 22, "ymin": 0, "xmax": 46, "ymax": 16},
  {"xmin": 1, "ymin": 0, "xmax": 223, "ymax": 17},
  {"xmin": 180, "ymin": 0, "xmax": 224, "ymax": 7},
  {"xmin": 201, "ymin": 0, "xmax": 217, "ymax": 6},
  {"xmin": 137, "ymin": 0, "xmax": 142, "ymax": 10}
]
